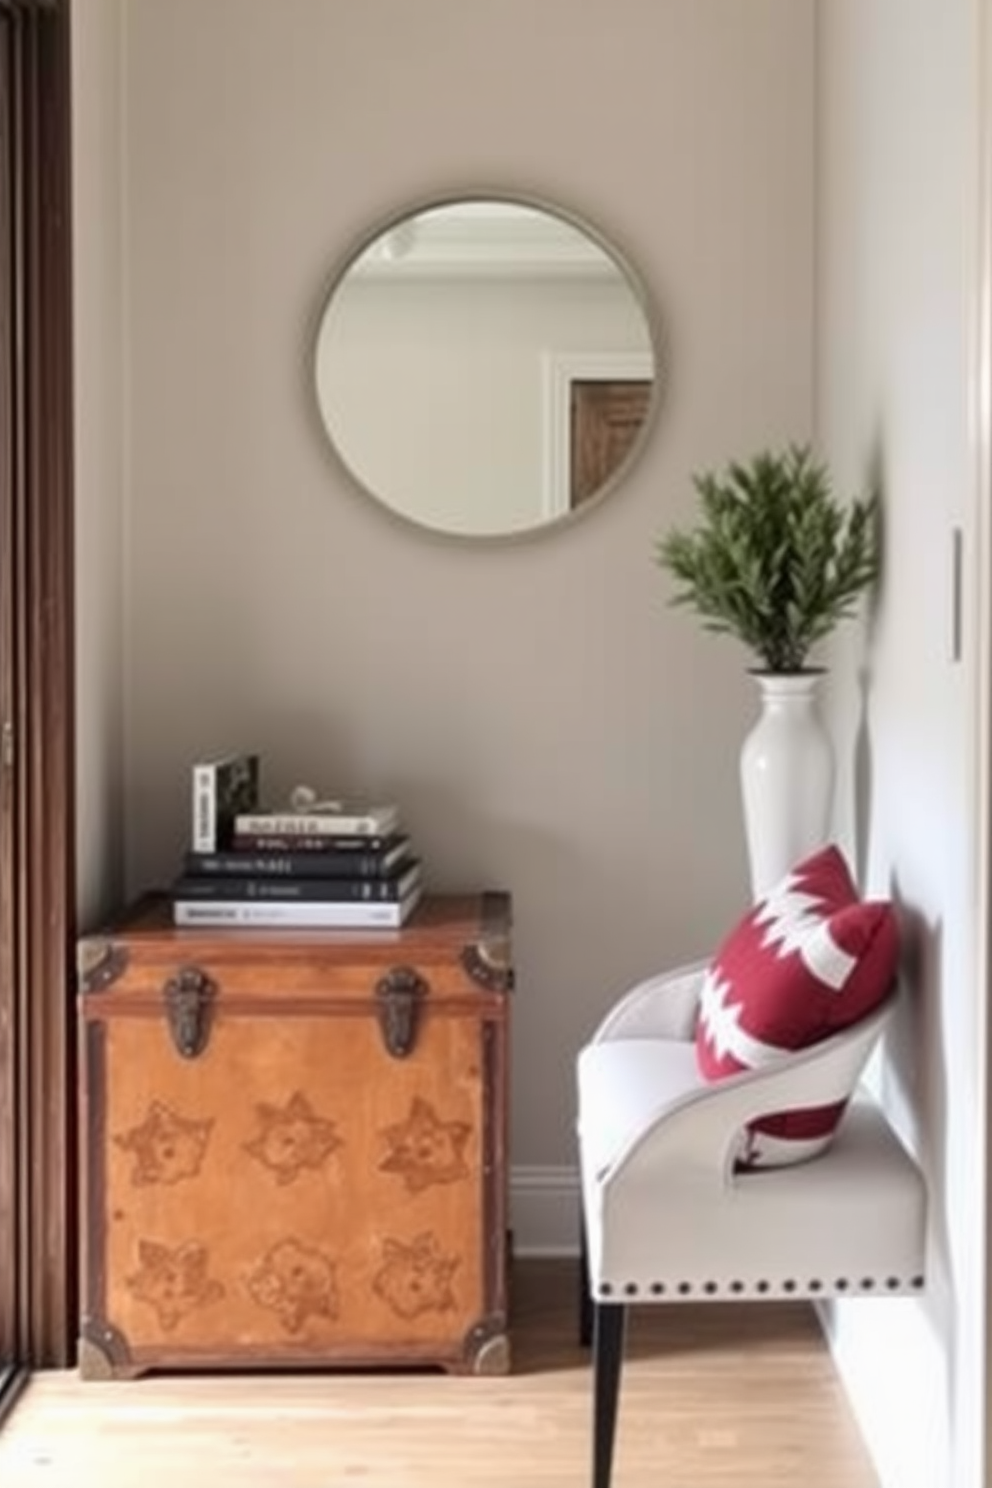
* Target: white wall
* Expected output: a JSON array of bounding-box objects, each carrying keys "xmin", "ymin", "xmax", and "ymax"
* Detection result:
[
  {"xmin": 115, "ymin": 0, "xmax": 816, "ymax": 1185},
  {"xmin": 816, "ymin": 3, "xmax": 984, "ymax": 1486},
  {"xmin": 72, "ymin": 0, "xmax": 126, "ymax": 928}
]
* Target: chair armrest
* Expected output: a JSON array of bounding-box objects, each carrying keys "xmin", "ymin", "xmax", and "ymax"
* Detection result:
[
  {"xmin": 590, "ymin": 959, "xmax": 707, "ymax": 1044},
  {"xmin": 598, "ymin": 998, "xmax": 893, "ymax": 1192}
]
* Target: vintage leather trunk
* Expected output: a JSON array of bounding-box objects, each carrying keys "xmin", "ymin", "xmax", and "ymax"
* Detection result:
[{"xmin": 77, "ymin": 891, "xmax": 512, "ymax": 1379}]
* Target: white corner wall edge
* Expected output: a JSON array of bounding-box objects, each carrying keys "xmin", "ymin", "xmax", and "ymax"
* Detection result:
[
  {"xmin": 510, "ymin": 1165, "xmax": 581, "ymax": 1255},
  {"xmin": 817, "ymin": 1298, "xmax": 949, "ymax": 1488}
]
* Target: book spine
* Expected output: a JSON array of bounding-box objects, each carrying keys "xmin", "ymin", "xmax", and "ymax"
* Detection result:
[
  {"xmin": 231, "ymin": 832, "xmax": 398, "ymax": 854},
  {"xmin": 172, "ymin": 868, "xmax": 419, "ymax": 904},
  {"xmin": 233, "ymin": 811, "xmax": 396, "ymax": 839},
  {"xmin": 185, "ymin": 842, "xmax": 409, "ymax": 879},
  {"xmin": 172, "ymin": 894, "xmax": 419, "ymax": 929},
  {"xmin": 192, "ymin": 764, "xmax": 218, "ymax": 853}
]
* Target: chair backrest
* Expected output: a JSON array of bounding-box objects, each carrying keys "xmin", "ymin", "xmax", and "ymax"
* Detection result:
[
  {"xmin": 738, "ymin": 981, "xmax": 897, "ymax": 1118},
  {"xmin": 593, "ymin": 985, "xmax": 896, "ymax": 1192}
]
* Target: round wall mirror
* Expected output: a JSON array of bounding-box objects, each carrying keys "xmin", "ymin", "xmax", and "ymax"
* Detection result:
[{"xmin": 313, "ymin": 195, "xmax": 660, "ymax": 540}]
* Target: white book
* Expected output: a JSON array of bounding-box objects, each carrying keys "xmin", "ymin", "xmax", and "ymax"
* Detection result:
[
  {"xmin": 234, "ymin": 800, "xmax": 400, "ymax": 840},
  {"xmin": 172, "ymin": 884, "xmax": 422, "ymax": 930}
]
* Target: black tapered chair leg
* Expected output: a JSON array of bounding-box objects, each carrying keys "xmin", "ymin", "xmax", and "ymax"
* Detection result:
[
  {"xmin": 579, "ymin": 1208, "xmax": 593, "ymax": 1347},
  {"xmin": 592, "ymin": 1301, "xmax": 627, "ymax": 1488}
]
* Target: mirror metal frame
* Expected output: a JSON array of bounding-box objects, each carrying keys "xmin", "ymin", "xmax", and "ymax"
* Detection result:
[{"xmin": 309, "ymin": 187, "xmax": 664, "ymax": 544}]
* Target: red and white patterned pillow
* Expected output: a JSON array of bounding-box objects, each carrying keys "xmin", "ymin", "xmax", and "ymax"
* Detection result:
[{"xmin": 694, "ymin": 844, "xmax": 899, "ymax": 1169}]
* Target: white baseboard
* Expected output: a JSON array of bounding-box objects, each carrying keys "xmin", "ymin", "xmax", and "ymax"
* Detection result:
[{"xmin": 510, "ymin": 1164, "xmax": 580, "ymax": 1256}]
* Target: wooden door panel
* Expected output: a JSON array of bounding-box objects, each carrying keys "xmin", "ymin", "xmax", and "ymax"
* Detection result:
[
  {"xmin": 570, "ymin": 379, "xmax": 651, "ymax": 506},
  {"xmin": 0, "ymin": 0, "xmax": 75, "ymax": 1380},
  {"xmin": 0, "ymin": 6, "xmax": 17, "ymax": 1382}
]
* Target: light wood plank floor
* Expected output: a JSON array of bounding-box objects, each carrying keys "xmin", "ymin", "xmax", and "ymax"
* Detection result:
[{"xmin": 0, "ymin": 1259, "xmax": 877, "ymax": 1488}]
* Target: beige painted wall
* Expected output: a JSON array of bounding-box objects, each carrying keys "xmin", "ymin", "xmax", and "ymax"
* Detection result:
[
  {"xmin": 816, "ymin": 2, "xmax": 982, "ymax": 1486},
  {"xmin": 72, "ymin": 0, "xmax": 126, "ymax": 930},
  {"xmin": 115, "ymin": 0, "xmax": 814, "ymax": 1174}
]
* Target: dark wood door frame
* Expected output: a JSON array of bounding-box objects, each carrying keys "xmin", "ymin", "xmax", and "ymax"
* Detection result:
[{"xmin": 0, "ymin": 0, "xmax": 76, "ymax": 1385}]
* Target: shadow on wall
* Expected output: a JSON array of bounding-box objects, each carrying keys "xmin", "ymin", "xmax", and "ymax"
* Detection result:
[
  {"xmin": 853, "ymin": 662, "xmax": 873, "ymax": 890},
  {"xmin": 883, "ymin": 885, "xmax": 951, "ymax": 1346},
  {"xmin": 854, "ymin": 621, "xmax": 946, "ymax": 1318}
]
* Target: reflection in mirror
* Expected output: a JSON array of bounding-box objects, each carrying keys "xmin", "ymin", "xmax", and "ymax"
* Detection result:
[{"xmin": 313, "ymin": 197, "xmax": 658, "ymax": 539}]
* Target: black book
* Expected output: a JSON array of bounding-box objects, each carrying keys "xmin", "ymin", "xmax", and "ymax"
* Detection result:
[
  {"xmin": 231, "ymin": 830, "xmax": 400, "ymax": 854},
  {"xmin": 184, "ymin": 835, "xmax": 413, "ymax": 880},
  {"xmin": 171, "ymin": 861, "xmax": 422, "ymax": 905}
]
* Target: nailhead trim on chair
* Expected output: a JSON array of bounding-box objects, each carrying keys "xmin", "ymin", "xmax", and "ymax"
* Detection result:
[{"xmin": 595, "ymin": 1274, "xmax": 926, "ymax": 1299}]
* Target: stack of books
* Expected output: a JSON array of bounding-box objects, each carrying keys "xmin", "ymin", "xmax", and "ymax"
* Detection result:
[{"xmin": 170, "ymin": 753, "xmax": 423, "ymax": 929}]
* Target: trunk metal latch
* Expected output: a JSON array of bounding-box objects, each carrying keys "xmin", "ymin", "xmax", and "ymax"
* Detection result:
[
  {"xmin": 164, "ymin": 965, "xmax": 216, "ymax": 1058},
  {"xmin": 375, "ymin": 966, "xmax": 427, "ymax": 1058}
]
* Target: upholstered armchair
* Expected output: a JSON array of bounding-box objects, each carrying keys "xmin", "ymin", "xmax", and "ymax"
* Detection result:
[{"xmin": 575, "ymin": 849, "xmax": 928, "ymax": 1488}]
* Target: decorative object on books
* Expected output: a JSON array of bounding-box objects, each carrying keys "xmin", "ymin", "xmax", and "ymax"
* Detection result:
[
  {"xmin": 655, "ymin": 445, "xmax": 879, "ymax": 899},
  {"xmin": 313, "ymin": 191, "xmax": 660, "ymax": 541},
  {"xmin": 191, "ymin": 753, "xmax": 260, "ymax": 853}
]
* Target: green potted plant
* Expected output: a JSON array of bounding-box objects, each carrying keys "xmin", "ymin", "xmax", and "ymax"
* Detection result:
[
  {"xmin": 655, "ymin": 444, "xmax": 880, "ymax": 897},
  {"xmin": 655, "ymin": 443, "xmax": 879, "ymax": 675}
]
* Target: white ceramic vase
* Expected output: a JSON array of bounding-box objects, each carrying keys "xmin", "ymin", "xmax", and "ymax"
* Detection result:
[{"xmin": 739, "ymin": 671, "xmax": 835, "ymax": 901}]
